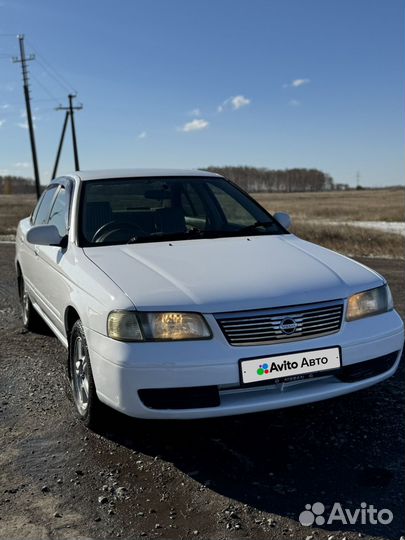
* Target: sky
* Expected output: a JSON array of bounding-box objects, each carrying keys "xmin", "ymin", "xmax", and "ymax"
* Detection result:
[{"xmin": 0, "ymin": 0, "xmax": 404, "ymax": 187}]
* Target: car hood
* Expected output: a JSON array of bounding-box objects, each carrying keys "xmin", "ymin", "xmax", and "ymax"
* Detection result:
[{"xmin": 83, "ymin": 235, "xmax": 383, "ymax": 313}]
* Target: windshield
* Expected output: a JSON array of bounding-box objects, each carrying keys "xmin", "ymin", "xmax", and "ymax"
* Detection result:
[{"xmin": 78, "ymin": 176, "xmax": 287, "ymax": 247}]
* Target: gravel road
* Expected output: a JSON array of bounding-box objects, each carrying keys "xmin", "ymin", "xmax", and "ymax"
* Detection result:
[{"xmin": 0, "ymin": 243, "xmax": 403, "ymax": 540}]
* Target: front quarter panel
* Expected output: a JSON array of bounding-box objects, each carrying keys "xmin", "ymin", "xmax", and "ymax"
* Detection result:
[{"xmin": 64, "ymin": 245, "xmax": 135, "ymax": 336}]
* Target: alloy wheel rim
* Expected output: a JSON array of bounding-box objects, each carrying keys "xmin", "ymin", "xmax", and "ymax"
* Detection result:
[
  {"xmin": 72, "ymin": 336, "xmax": 90, "ymax": 415},
  {"xmin": 22, "ymin": 285, "xmax": 29, "ymax": 325}
]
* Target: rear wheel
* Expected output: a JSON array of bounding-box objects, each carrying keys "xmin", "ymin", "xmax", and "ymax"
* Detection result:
[
  {"xmin": 69, "ymin": 319, "xmax": 103, "ymax": 428},
  {"xmin": 20, "ymin": 276, "xmax": 45, "ymax": 332}
]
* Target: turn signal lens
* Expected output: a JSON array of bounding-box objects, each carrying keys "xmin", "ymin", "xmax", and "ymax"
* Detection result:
[
  {"xmin": 346, "ymin": 285, "xmax": 393, "ymax": 321},
  {"xmin": 107, "ymin": 311, "xmax": 143, "ymax": 341}
]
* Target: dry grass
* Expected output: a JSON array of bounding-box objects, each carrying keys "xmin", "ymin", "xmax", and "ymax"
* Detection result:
[
  {"xmin": 254, "ymin": 189, "xmax": 405, "ymax": 222},
  {"xmin": 1, "ymin": 191, "xmax": 404, "ymax": 259},
  {"xmin": 0, "ymin": 194, "xmax": 36, "ymax": 235},
  {"xmin": 292, "ymin": 222, "xmax": 405, "ymax": 259}
]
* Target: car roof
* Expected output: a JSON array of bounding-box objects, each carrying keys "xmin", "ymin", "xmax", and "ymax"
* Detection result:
[{"xmin": 63, "ymin": 169, "xmax": 222, "ymax": 182}]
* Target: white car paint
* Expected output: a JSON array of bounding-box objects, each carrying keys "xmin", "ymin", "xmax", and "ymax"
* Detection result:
[
  {"xmin": 83, "ymin": 235, "xmax": 384, "ymax": 313},
  {"xmin": 15, "ymin": 169, "xmax": 404, "ymax": 419}
]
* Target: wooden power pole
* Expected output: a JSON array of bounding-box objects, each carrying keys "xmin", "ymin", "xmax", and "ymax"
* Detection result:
[
  {"xmin": 13, "ymin": 34, "xmax": 41, "ymax": 199},
  {"xmin": 54, "ymin": 94, "xmax": 83, "ymax": 175}
]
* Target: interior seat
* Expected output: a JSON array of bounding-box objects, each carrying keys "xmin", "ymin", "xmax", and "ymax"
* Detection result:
[{"xmin": 155, "ymin": 207, "xmax": 187, "ymax": 234}]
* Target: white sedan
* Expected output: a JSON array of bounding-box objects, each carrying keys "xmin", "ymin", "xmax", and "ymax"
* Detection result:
[{"xmin": 15, "ymin": 169, "xmax": 404, "ymax": 427}]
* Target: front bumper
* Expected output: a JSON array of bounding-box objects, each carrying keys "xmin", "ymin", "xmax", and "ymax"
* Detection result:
[{"xmin": 85, "ymin": 309, "xmax": 404, "ymax": 419}]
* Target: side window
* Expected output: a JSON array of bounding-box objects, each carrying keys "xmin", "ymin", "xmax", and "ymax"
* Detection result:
[
  {"xmin": 180, "ymin": 184, "xmax": 208, "ymax": 221},
  {"xmin": 48, "ymin": 186, "xmax": 69, "ymax": 237},
  {"xmin": 32, "ymin": 187, "xmax": 57, "ymax": 225},
  {"xmin": 208, "ymin": 184, "xmax": 254, "ymax": 225}
]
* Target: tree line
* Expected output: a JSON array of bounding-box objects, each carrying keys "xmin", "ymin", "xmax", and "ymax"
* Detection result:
[
  {"xmin": 0, "ymin": 175, "xmax": 37, "ymax": 194},
  {"xmin": 204, "ymin": 166, "xmax": 335, "ymax": 192},
  {"xmin": 1, "ymin": 167, "xmax": 337, "ymax": 195}
]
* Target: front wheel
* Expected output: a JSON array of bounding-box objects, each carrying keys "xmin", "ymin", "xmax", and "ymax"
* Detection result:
[{"xmin": 69, "ymin": 320, "xmax": 103, "ymax": 429}]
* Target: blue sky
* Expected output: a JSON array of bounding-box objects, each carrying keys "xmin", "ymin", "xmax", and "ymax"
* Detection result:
[{"xmin": 0, "ymin": 0, "xmax": 404, "ymax": 187}]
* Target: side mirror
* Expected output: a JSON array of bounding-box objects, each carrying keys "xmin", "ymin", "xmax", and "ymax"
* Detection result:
[
  {"xmin": 273, "ymin": 212, "xmax": 292, "ymax": 230},
  {"xmin": 27, "ymin": 224, "xmax": 66, "ymax": 247}
]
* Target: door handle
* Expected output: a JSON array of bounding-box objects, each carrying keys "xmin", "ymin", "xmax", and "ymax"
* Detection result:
[{"xmin": 34, "ymin": 247, "xmax": 39, "ymax": 256}]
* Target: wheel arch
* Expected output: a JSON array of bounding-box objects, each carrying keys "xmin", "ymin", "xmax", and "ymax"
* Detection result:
[
  {"xmin": 65, "ymin": 305, "xmax": 81, "ymax": 342},
  {"xmin": 16, "ymin": 262, "xmax": 23, "ymax": 300},
  {"xmin": 65, "ymin": 306, "xmax": 81, "ymax": 379}
]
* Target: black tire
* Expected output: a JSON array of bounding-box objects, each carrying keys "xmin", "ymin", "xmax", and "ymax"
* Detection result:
[
  {"xmin": 69, "ymin": 319, "xmax": 104, "ymax": 429},
  {"xmin": 20, "ymin": 275, "xmax": 45, "ymax": 332}
]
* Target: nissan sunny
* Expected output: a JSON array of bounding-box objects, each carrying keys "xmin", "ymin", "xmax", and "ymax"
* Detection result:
[{"xmin": 15, "ymin": 169, "xmax": 404, "ymax": 427}]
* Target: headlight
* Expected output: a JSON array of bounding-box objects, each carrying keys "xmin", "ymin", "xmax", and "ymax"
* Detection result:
[
  {"xmin": 107, "ymin": 311, "xmax": 211, "ymax": 341},
  {"xmin": 346, "ymin": 285, "xmax": 393, "ymax": 321}
]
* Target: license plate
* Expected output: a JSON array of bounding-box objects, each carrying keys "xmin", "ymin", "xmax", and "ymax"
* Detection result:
[{"xmin": 240, "ymin": 347, "xmax": 341, "ymax": 385}]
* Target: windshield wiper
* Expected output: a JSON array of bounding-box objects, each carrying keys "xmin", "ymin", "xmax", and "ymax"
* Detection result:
[
  {"xmin": 126, "ymin": 224, "xmax": 275, "ymax": 244},
  {"xmin": 236, "ymin": 220, "xmax": 275, "ymax": 234},
  {"xmin": 127, "ymin": 228, "xmax": 204, "ymax": 244}
]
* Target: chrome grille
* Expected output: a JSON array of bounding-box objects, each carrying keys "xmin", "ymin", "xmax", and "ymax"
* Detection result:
[{"xmin": 216, "ymin": 303, "xmax": 344, "ymax": 346}]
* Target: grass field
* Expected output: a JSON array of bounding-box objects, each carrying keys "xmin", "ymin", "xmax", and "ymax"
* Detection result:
[
  {"xmin": 254, "ymin": 189, "xmax": 405, "ymax": 259},
  {"xmin": 0, "ymin": 194, "xmax": 36, "ymax": 236},
  {"xmin": 290, "ymin": 222, "xmax": 404, "ymax": 259},
  {"xmin": 255, "ymin": 188, "xmax": 405, "ymax": 222},
  {"xmin": 0, "ymin": 190, "xmax": 404, "ymax": 258}
]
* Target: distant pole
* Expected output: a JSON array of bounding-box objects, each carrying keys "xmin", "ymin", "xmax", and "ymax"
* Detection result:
[
  {"xmin": 13, "ymin": 34, "xmax": 41, "ymax": 199},
  {"xmin": 55, "ymin": 94, "xmax": 83, "ymax": 171},
  {"xmin": 52, "ymin": 110, "xmax": 70, "ymax": 179},
  {"xmin": 356, "ymin": 171, "xmax": 360, "ymax": 189},
  {"xmin": 69, "ymin": 94, "xmax": 80, "ymax": 170}
]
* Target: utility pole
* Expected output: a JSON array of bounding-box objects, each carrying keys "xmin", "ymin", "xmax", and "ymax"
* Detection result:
[
  {"xmin": 51, "ymin": 110, "xmax": 70, "ymax": 179},
  {"xmin": 13, "ymin": 34, "xmax": 41, "ymax": 199},
  {"xmin": 356, "ymin": 171, "xmax": 361, "ymax": 189},
  {"xmin": 55, "ymin": 94, "xmax": 82, "ymax": 172}
]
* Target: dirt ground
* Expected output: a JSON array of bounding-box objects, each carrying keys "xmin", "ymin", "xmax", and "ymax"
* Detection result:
[{"xmin": 0, "ymin": 243, "xmax": 403, "ymax": 540}]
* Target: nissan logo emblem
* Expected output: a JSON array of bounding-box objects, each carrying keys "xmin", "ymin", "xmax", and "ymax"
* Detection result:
[{"xmin": 279, "ymin": 317, "xmax": 297, "ymax": 335}]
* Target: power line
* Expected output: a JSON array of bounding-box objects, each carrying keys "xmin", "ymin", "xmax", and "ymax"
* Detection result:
[
  {"xmin": 26, "ymin": 39, "xmax": 77, "ymax": 94},
  {"xmin": 35, "ymin": 56, "xmax": 73, "ymax": 94},
  {"xmin": 30, "ymin": 71, "xmax": 60, "ymax": 103}
]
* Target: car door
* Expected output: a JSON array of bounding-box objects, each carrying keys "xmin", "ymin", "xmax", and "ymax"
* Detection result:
[
  {"xmin": 34, "ymin": 180, "xmax": 72, "ymax": 334},
  {"xmin": 20, "ymin": 185, "xmax": 59, "ymax": 306}
]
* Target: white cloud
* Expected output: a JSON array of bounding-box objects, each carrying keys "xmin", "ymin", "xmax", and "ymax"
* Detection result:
[
  {"xmin": 15, "ymin": 161, "xmax": 30, "ymax": 168},
  {"xmin": 292, "ymin": 78, "xmax": 310, "ymax": 87},
  {"xmin": 137, "ymin": 131, "xmax": 147, "ymax": 139},
  {"xmin": 189, "ymin": 108, "xmax": 201, "ymax": 117},
  {"xmin": 17, "ymin": 111, "xmax": 39, "ymax": 128},
  {"xmin": 284, "ymin": 78, "xmax": 310, "ymax": 88},
  {"xmin": 180, "ymin": 118, "xmax": 209, "ymax": 132},
  {"xmin": 0, "ymin": 119, "xmax": 5, "ymax": 127},
  {"xmin": 231, "ymin": 95, "xmax": 251, "ymax": 109},
  {"xmin": 1, "ymin": 104, "xmax": 10, "ymax": 110},
  {"xmin": 218, "ymin": 95, "xmax": 251, "ymax": 112},
  {"xmin": 289, "ymin": 99, "xmax": 301, "ymax": 106}
]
